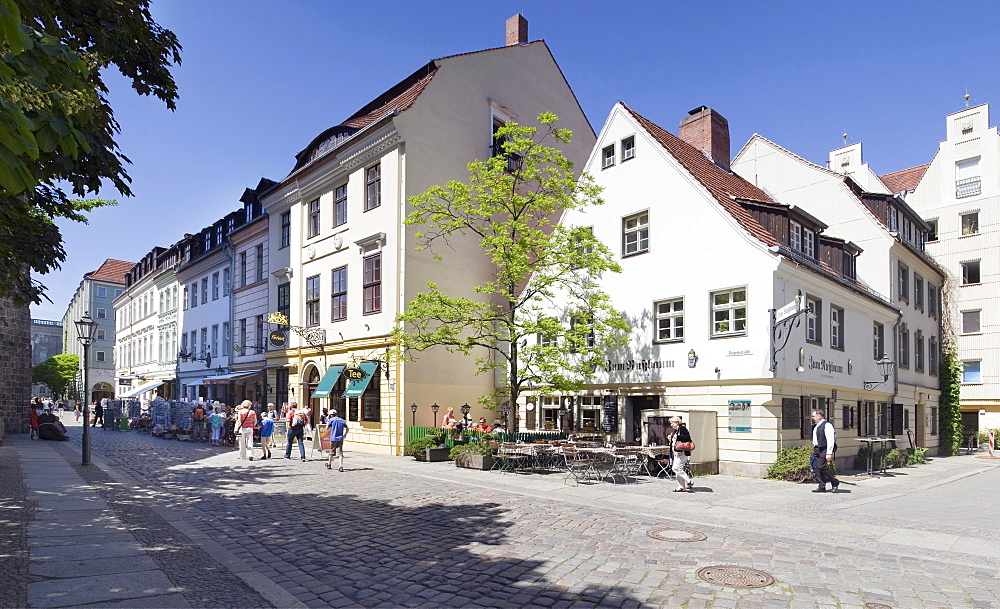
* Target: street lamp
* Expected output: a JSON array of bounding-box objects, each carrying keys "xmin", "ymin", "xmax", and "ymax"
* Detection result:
[
  {"xmin": 75, "ymin": 312, "xmax": 100, "ymax": 466},
  {"xmin": 410, "ymin": 402, "xmax": 418, "ymax": 427},
  {"xmin": 500, "ymin": 403, "xmax": 511, "ymax": 430},
  {"xmin": 864, "ymin": 357, "xmax": 895, "ymax": 391},
  {"xmin": 431, "ymin": 402, "xmax": 439, "ymax": 428}
]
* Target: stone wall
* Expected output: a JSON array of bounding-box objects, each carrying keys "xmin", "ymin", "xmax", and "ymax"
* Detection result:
[{"xmin": 0, "ymin": 298, "xmax": 31, "ymax": 435}]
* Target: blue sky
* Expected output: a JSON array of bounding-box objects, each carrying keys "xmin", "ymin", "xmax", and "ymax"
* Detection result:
[{"xmin": 35, "ymin": 0, "xmax": 1000, "ymax": 320}]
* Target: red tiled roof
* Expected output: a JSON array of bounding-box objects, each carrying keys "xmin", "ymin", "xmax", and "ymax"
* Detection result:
[
  {"xmin": 85, "ymin": 259, "xmax": 133, "ymax": 284},
  {"xmin": 879, "ymin": 164, "xmax": 929, "ymax": 194},
  {"xmin": 341, "ymin": 70, "xmax": 436, "ymax": 130},
  {"xmin": 621, "ymin": 104, "xmax": 780, "ymax": 247}
]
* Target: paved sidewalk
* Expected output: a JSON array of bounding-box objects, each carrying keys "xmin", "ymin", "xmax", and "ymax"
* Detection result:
[{"xmin": 4, "ymin": 416, "xmax": 1000, "ymax": 608}]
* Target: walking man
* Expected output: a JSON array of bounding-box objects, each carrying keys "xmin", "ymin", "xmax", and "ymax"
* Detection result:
[
  {"xmin": 325, "ymin": 410, "xmax": 349, "ymax": 472},
  {"xmin": 284, "ymin": 402, "xmax": 309, "ymax": 461},
  {"xmin": 235, "ymin": 400, "xmax": 257, "ymax": 461},
  {"xmin": 811, "ymin": 409, "xmax": 840, "ymax": 492}
]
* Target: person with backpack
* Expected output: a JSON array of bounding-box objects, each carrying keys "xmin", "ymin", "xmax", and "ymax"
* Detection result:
[
  {"xmin": 191, "ymin": 403, "xmax": 208, "ymax": 442},
  {"xmin": 235, "ymin": 400, "xmax": 257, "ymax": 461},
  {"xmin": 811, "ymin": 409, "xmax": 840, "ymax": 493},
  {"xmin": 284, "ymin": 402, "xmax": 310, "ymax": 461}
]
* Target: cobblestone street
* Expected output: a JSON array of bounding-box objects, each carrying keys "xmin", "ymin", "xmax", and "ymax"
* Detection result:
[{"xmin": 6, "ymin": 417, "xmax": 1000, "ymax": 608}]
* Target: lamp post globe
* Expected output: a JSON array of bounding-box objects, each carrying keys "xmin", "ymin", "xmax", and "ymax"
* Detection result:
[
  {"xmin": 431, "ymin": 402, "xmax": 439, "ymax": 428},
  {"xmin": 410, "ymin": 402, "xmax": 418, "ymax": 426},
  {"xmin": 75, "ymin": 312, "xmax": 100, "ymax": 466}
]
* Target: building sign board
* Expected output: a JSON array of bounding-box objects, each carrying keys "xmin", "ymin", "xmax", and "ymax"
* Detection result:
[
  {"xmin": 269, "ymin": 330, "xmax": 287, "ymax": 348},
  {"xmin": 602, "ymin": 395, "xmax": 619, "ymax": 433},
  {"xmin": 728, "ymin": 400, "xmax": 751, "ymax": 432}
]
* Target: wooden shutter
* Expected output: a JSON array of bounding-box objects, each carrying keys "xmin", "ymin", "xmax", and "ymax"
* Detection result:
[
  {"xmin": 781, "ymin": 398, "xmax": 800, "ymax": 429},
  {"xmin": 800, "ymin": 396, "xmax": 810, "ymax": 440}
]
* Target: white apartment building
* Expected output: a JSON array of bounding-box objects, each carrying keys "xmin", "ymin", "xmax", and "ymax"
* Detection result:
[
  {"xmin": 114, "ymin": 247, "xmax": 182, "ymax": 400},
  {"xmin": 892, "ymin": 103, "xmax": 1000, "ymax": 434},
  {"xmin": 227, "ymin": 181, "xmax": 275, "ymax": 404},
  {"xmin": 532, "ymin": 103, "xmax": 900, "ymax": 476},
  {"xmin": 732, "ymin": 134, "xmax": 944, "ymax": 453},
  {"xmin": 261, "ymin": 15, "xmax": 596, "ymax": 454},
  {"xmin": 61, "ymin": 259, "xmax": 131, "ymax": 402},
  {"xmin": 176, "ymin": 211, "xmax": 239, "ymax": 403}
]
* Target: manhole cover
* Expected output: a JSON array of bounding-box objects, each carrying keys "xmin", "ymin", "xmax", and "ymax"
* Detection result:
[
  {"xmin": 646, "ymin": 527, "xmax": 707, "ymax": 542},
  {"xmin": 696, "ymin": 565, "xmax": 775, "ymax": 588},
  {"xmin": 865, "ymin": 603, "xmax": 892, "ymax": 609}
]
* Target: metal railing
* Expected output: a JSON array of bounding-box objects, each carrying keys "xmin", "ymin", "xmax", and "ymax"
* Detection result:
[{"xmin": 956, "ymin": 176, "xmax": 981, "ymax": 198}]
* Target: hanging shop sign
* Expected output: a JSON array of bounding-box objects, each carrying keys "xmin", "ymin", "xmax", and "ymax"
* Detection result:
[
  {"xmin": 269, "ymin": 330, "xmax": 288, "ymax": 348},
  {"xmin": 728, "ymin": 400, "xmax": 751, "ymax": 433}
]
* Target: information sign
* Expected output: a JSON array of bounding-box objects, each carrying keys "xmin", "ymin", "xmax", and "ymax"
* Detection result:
[
  {"xmin": 728, "ymin": 400, "xmax": 752, "ymax": 433},
  {"xmin": 602, "ymin": 395, "xmax": 619, "ymax": 433}
]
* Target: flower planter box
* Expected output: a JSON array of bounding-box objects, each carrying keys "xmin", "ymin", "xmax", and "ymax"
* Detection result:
[
  {"xmin": 455, "ymin": 453, "xmax": 495, "ymax": 470},
  {"xmin": 425, "ymin": 447, "xmax": 451, "ymax": 462}
]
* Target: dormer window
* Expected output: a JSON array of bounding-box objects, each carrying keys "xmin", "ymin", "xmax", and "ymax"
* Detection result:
[
  {"xmin": 602, "ymin": 145, "xmax": 615, "ymax": 168},
  {"xmin": 789, "ymin": 220, "xmax": 816, "ymax": 259},
  {"xmin": 204, "ymin": 233, "xmax": 211, "ymax": 251},
  {"xmin": 802, "ymin": 227, "xmax": 815, "ymax": 258},
  {"xmin": 790, "ymin": 221, "xmax": 802, "ymax": 251}
]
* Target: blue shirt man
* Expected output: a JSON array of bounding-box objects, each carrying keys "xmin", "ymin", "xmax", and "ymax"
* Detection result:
[{"xmin": 325, "ymin": 411, "xmax": 349, "ymax": 472}]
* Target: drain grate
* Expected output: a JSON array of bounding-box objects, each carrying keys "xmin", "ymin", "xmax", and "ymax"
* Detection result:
[
  {"xmin": 646, "ymin": 527, "xmax": 708, "ymax": 542},
  {"xmin": 696, "ymin": 565, "xmax": 775, "ymax": 588},
  {"xmin": 865, "ymin": 603, "xmax": 893, "ymax": 609}
]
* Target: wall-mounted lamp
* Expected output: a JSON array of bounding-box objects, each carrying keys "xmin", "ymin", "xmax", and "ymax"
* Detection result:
[{"xmin": 864, "ymin": 357, "xmax": 895, "ymax": 391}]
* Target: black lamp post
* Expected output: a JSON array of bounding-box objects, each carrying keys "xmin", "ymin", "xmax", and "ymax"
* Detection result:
[
  {"xmin": 500, "ymin": 403, "xmax": 510, "ymax": 429},
  {"xmin": 75, "ymin": 312, "xmax": 100, "ymax": 466},
  {"xmin": 460, "ymin": 402, "xmax": 471, "ymax": 426},
  {"xmin": 410, "ymin": 402, "xmax": 418, "ymax": 427},
  {"xmin": 431, "ymin": 402, "xmax": 439, "ymax": 428}
]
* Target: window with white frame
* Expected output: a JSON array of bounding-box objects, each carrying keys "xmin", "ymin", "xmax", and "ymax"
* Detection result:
[
  {"xmin": 365, "ymin": 164, "xmax": 381, "ymax": 211},
  {"xmin": 256, "ymin": 244, "xmax": 264, "ymax": 282},
  {"xmin": 96, "ymin": 329, "xmax": 106, "ymax": 341},
  {"xmin": 654, "ymin": 298, "xmax": 684, "ymax": 342},
  {"xmin": 537, "ymin": 316, "xmax": 556, "ymax": 348},
  {"xmin": 280, "ymin": 211, "xmax": 291, "ymax": 248},
  {"xmin": 223, "ymin": 268, "xmax": 231, "ymax": 296},
  {"xmin": 308, "ymin": 198, "xmax": 320, "ymax": 238},
  {"xmin": 114, "ymin": 288, "xmax": 123, "ymax": 298},
  {"xmin": 898, "ymin": 261, "xmax": 909, "ymax": 302},
  {"xmin": 962, "ymin": 310, "xmax": 981, "ymax": 334},
  {"xmin": 873, "ymin": 322, "xmax": 885, "ymax": 359},
  {"xmin": 621, "ymin": 136, "xmax": 635, "ymax": 161},
  {"xmin": 830, "ymin": 305, "xmax": 844, "ymax": 349},
  {"xmin": 962, "ymin": 260, "xmax": 981, "ymax": 285},
  {"xmin": 956, "ymin": 157, "xmax": 981, "ymax": 198},
  {"xmin": 201, "ymin": 277, "xmax": 208, "ymax": 304},
  {"xmin": 96, "ymin": 350, "xmax": 106, "ymax": 362},
  {"xmin": 802, "ymin": 227, "xmax": 815, "ymax": 258},
  {"xmin": 929, "ymin": 336, "xmax": 938, "ymax": 376},
  {"xmin": 711, "ymin": 288, "xmax": 747, "ymax": 337},
  {"xmin": 790, "ymin": 221, "xmax": 802, "ymax": 251},
  {"xmin": 622, "ymin": 212, "xmax": 649, "ymax": 257},
  {"xmin": 601, "ymin": 144, "xmax": 615, "ymax": 168},
  {"xmin": 915, "ymin": 330, "xmax": 924, "ymax": 372},
  {"xmin": 212, "ymin": 272, "xmax": 220, "ymax": 300},
  {"xmin": 569, "ymin": 314, "xmax": 595, "ymax": 353},
  {"xmin": 914, "ymin": 274, "xmax": 924, "ymax": 310},
  {"xmin": 97, "ymin": 308, "xmax": 107, "ymax": 319},
  {"xmin": 306, "ymin": 275, "xmax": 320, "ymax": 326},
  {"xmin": 806, "ymin": 296, "xmax": 822, "ymax": 344},
  {"xmin": 578, "ymin": 395, "xmax": 601, "ymax": 430},
  {"xmin": 363, "ymin": 253, "xmax": 381, "ymax": 314},
  {"xmin": 926, "ymin": 218, "xmax": 938, "ymax": 242},
  {"xmin": 331, "ymin": 266, "xmax": 347, "ymax": 321},
  {"xmin": 961, "ymin": 211, "xmax": 980, "ymax": 235},
  {"xmin": 211, "ymin": 325, "xmax": 219, "ymax": 357},
  {"xmin": 334, "ymin": 183, "xmax": 347, "ymax": 227},
  {"xmin": 962, "ymin": 360, "xmax": 982, "ymax": 384},
  {"xmin": 222, "ymin": 322, "xmax": 229, "ymax": 354},
  {"xmin": 928, "ymin": 284, "xmax": 938, "ymax": 318},
  {"xmin": 97, "ymin": 286, "xmax": 107, "ymax": 298},
  {"xmin": 540, "ymin": 396, "xmax": 560, "ymax": 429}
]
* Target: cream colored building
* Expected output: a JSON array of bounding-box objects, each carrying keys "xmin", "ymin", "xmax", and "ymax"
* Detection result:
[
  {"xmin": 260, "ymin": 16, "xmax": 596, "ymax": 454},
  {"xmin": 532, "ymin": 103, "xmax": 901, "ymax": 477}
]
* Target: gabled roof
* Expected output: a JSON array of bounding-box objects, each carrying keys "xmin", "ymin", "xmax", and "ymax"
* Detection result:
[
  {"xmin": 621, "ymin": 104, "xmax": 779, "ymax": 247},
  {"xmin": 879, "ymin": 164, "xmax": 929, "ymax": 194},
  {"xmin": 85, "ymin": 259, "xmax": 133, "ymax": 284}
]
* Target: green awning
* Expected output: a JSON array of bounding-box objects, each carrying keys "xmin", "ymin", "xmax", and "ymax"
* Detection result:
[
  {"xmin": 311, "ymin": 365, "xmax": 345, "ymax": 399},
  {"xmin": 342, "ymin": 362, "xmax": 379, "ymax": 397}
]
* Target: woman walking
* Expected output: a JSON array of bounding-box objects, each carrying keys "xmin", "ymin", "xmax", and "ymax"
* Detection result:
[{"xmin": 669, "ymin": 416, "xmax": 694, "ymax": 492}]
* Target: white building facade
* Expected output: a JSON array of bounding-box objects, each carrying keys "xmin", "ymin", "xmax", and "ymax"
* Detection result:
[
  {"xmin": 732, "ymin": 135, "xmax": 944, "ymax": 453},
  {"xmin": 897, "ymin": 103, "xmax": 1000, "ymax": 434},
  {"xmin": 531, "ymin": 103, "xmax": 901, "ymax": 476}
]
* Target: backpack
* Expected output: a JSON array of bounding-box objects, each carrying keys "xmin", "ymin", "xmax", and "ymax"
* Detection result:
[{"xmin": 292, "ymin": 411, "xmax": 308, "ymax": 429}]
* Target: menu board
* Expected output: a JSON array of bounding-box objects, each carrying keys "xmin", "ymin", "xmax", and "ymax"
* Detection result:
[{"xmin": 602, "ymin": 395, "xmax": 619, "ymax": 433}]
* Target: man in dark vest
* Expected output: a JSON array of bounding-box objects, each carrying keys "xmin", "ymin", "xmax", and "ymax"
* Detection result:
[{"xmin": 811, "ymin": 409, "xmax": 840, "ymax": 492}]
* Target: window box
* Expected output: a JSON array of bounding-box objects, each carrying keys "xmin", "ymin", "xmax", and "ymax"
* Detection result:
[
  {"xmin": 455, "ymin": 453, "xmax": 495, "ymax": 470},
  {"xmin": 424, "ymin": 447, "xmax": 451, "ymax": 462}
]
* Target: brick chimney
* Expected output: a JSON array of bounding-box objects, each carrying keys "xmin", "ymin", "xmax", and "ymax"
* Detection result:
[
  {"xmin": 506, "ymin": 14, "xmax": 527, "ymax": 46},
  {"xmin": 678, "ymin": 106, "xmax": 731, "ymax": 171}
]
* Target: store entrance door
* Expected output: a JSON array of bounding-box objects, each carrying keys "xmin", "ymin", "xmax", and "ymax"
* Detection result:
[{"xmin": 629, "ymin": 395, "xmax": 660, "ymax": 444}]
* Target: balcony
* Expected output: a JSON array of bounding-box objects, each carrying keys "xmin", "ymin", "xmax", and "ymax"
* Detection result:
[{"xmin": 956, "ymin": 176, "xmax": 981, "ymax": 198}]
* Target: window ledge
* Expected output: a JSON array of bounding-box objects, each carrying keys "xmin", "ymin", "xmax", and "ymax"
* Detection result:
[
  {"xmin": 653, "ymin": 339, "xmax": 684, "ymax": 345},
  {"xmin": 710, "ymin": 332, "xmax": 747, "ymax": 340},
  {"xmin": 622, "ymin": 250, "xmax": 649, "ymax": 259}
]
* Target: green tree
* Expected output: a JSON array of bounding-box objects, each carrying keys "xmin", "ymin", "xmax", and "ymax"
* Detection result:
[
  {"xmin": 31, "ymin": 352, "xmax": 79, "ymax": 397},
  {"xmin": 396, "ymin": 113, "xmax": 629, "ymax": 430},
  {"xmin": 0, "ymin": 0, "xmax": 181, "ymax": 305},
  {"xmin": 937, "ymin": 339, "xmax": 963, "ymax": 456}
]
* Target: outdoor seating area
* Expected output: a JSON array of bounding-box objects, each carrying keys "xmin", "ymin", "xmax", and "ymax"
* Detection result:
[{"xmin": 491, "ymin": 440, "xmax": 684, "ymax": 486}]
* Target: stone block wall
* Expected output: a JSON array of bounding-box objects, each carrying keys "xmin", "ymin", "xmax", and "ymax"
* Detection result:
[{"xmin": 0, "ymin": 298, "xmax": 31, "ymax": 435}]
